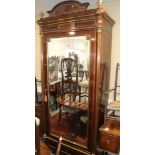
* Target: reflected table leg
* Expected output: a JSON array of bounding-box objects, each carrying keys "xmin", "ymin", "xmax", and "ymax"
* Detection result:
[{"xmin": 58, "ymin": 105, "xmax": 62, "ymax": 123}]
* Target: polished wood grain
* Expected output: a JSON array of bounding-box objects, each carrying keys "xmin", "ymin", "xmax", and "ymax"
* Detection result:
[
  {"xmin": 37, "ymin": 1, "xmax": 114, "ymax": 154},
  {"xmin": 99, "ymin": 118, "xmax": 120, "ymax": 154},
  {"xmin": 56, "ymin": 96, "xmax": 88, "ymax": 111},
  {"xmin": 40, "ymin": 140, "xmax": 51, "ymax": 155}
]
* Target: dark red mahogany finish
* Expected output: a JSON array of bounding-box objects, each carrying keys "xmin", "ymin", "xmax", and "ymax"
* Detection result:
[{"xmin": 37, "ymin": 1, "xmax": 114, "ymax": 154}]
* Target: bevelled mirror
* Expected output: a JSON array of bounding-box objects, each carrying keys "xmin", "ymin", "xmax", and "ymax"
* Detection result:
[{"xmin": 47, "ymin": 36, "xmax": 90, "ymax": 146}]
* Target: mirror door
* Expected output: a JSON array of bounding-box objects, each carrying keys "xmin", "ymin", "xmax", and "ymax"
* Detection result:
[{"xmin": 47, "ymin": 36, "xmax": 90, "ymax": 146}]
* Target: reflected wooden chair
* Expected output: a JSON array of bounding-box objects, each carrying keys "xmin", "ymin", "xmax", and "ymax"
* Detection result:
[
  {"xmin": 76, "ymin": 71, "xmax": 89, "ymax": 137},
  {"xmin": 105, "ymin": 63, "xmax": 120, "ymax": 117},
  {"xmin": 59, "ymin": 58, "xmax": 80, "ymax": 123},
  {"xmin": 78, "ymin": 64, "xmax": 106, "ymax": 136},
  {"xmin": 78, "ymin": 71, "xmax": 89, "ymax": 103},
  {"xmin": 76, "ymin": 113, "xmax": 88, "ymax": 137},
  {"xmin": 61, "ymin": 58, "xmax": 79, "ymax": 101}
]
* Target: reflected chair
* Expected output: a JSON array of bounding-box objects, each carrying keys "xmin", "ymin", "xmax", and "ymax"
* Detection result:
[
  {"xmin": 78, "ymin": 71, "xmax": 89, "ymax": 103},
  {"xmin": 76, "ymin": 71, "xmax": 90, "ymax": 137},
  {"xmin": 105, "ymin": 63, "xmax": 120, "ymax": 117},
  {"xmin": 61, "ymin": 58, "xmax": 79, "ymax": 100},
  {"xmin": 59, "ymin": 58, "xmax": 80, "ymax": 123},
  {"xmin": 76, "ymin": 113, "xmax": 88, "ymax": 137}
]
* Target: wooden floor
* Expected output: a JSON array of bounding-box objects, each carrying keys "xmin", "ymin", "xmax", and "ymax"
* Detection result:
[
  {"xmin": 50, "ymin": 111, "xmax": 87, "ymax": 146},
  {"xmin": 40, "ymin": 140, "xmax": 51, "ymax": 155}
]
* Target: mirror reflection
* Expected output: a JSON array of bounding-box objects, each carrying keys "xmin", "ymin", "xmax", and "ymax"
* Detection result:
[{"xmin": 47, "ymin": 36, "xmax": 90, "ymax": 146}]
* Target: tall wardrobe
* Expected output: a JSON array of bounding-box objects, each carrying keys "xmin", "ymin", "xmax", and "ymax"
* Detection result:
[{"xmin": 37, "ymin": 1, "xmax": 114, "ymax": 154}]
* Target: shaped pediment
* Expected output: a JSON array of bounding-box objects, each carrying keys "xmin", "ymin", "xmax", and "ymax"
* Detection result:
[{"xmin": 47, "ymin": 1, "xmax": 89, "ymax": 17}]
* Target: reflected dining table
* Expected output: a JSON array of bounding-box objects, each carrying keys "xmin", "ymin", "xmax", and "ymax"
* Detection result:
[{"xmin": 56, "ymin": 96, "xmax": 88, "ymax": 122}]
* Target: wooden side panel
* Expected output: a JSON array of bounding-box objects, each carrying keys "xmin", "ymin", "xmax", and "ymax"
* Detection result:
[
  {"xmin": 99, "ymin": 133, "xmax": 120, "ymax": 154},
  {"xmin": 98, "ymin": 17, "xmax": 113, "ymax": 127},
  {"xmin": 101, "ymin": 18, "xmax": 113, "ymax": 95}
]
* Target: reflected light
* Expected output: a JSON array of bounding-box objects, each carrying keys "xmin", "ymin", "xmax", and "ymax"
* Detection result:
[{"xmin": 68, "ymin": 31, "xmax": 76, "ymax": 36}]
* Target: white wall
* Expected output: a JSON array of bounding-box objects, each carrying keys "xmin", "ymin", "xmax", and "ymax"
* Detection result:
[
  {"xmin": 35, "ymin": 17, "xmax": 41, "ymax": 80},
  {"xmin": 35, "ymin": 0, "xmax": 120, "ymax": 94},
  {"xmin": 104, "ymin": 0, "xmax": 120, "ymax": 100},
  {"xmin": 48, "ymin": 37, "xmax": 89, "ymax": 70}
]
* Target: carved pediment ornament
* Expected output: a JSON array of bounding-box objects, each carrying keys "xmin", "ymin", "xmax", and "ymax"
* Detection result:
[{"xmin": 47, "ymin": 1, "xmax": 89, "ymax": 17}]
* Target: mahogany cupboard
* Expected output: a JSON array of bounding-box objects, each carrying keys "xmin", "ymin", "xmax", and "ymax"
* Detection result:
[{"xmin": 37, "ymin": 1, "xmax": 114, "ymax": 154}]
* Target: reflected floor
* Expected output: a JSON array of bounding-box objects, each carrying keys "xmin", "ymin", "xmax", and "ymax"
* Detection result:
[{"xmin": 50, "ymin": 111, "xmax": 87, "ymax": 146}]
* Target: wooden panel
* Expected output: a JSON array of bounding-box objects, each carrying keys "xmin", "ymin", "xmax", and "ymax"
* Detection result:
[
  {"xmin": 58, "ymin": 23, "xmax": 72, "ymax": 30},
  {"xmin": 99, "ymin": 19, "xmax": 113, "ymax": 113},
  {"xmin": 43, "ymin": 25, "xmax": 58, "ymax": 32},
  {"xmin": 76, "ymin": 20, "xmax": 96, "ymax": 28},
  {"xmin": 99, "ymin": 133, "xmax": 119, "ymax": 153},
  {"xmin": 102, "ymin": 18, "xmax": 113, "ymax": 34},
  {"xmin": 99, "ymin": 118, "xmax": 120, "ymax": 154},
  {"xmin": 99, "ymin": 133, "xmax": 110, "ymax": 150},
  {"xmin": 40, "ymin": 140, "xmax": 51, "ymax": 155}
]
